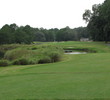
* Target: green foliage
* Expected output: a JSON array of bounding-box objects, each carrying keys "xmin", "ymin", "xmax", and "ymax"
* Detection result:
[
  {"xmin": 4, "ymin": 48, "xmax": 31, "ymax": 61},
  {"xmin": 0, "ymin": 24, "xmax": 34, "ymax": 44},
  {"xmin": 49, "ymin": 52, "xmax": 62, "ymax": 62},
  {"xmin": 83, "ymin": 0, "xmax": 110, "ymax": 42},
  {"xmin": 28, "ymin": 58, "xmax": 38, "ymax": 64},
  {"xmin": 0, "ymin": 44, "xmax": 20, "ymax": 59},
  {"xmin": 14, "ymin": 26, "xmax": 34, "ymax": 44},
  {"xmin": 0, "ymin": 24, "xmax": 15, "ymax": 44},
  {"xmin": 0, "ymin": 60, "xmax": 10, "ymax": 67},
  {"xmin": 3, "ymin": 44, "xmax": 63, "ymax": 65},
  {"xmin": 0, "ymin": 23, "xmax": 90, "ymax": 44},
  {"xmin": 34, "ymin": 31, "xmax": 46, "ymax": 42},
  {"xmin": 13, "ymin": 58, "xmax": 39, "ymax": 65},
  {"xmin": 38, "ymin": 56, "xmax": 51, "ymax": 64},
  {"xmin": 4, "ymin": 48, "xmax": 39, "ymax": 65},
  {"xmin": 0, "ymin": 51, "xmax": 5, "ymax": 59},
  {"xmin": 35, "ymin": 45, "xmax": 63, "ymax": 63},
  {"xmin": 13, "ymin": 58, "xmax": 29, "ymax": 65},
  {"xmin": 1, "ymin": 42, "xmax": 110, "ymax": 99}
]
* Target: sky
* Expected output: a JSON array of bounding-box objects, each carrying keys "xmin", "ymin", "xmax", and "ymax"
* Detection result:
[{"xmin": 0, "ymin": 0, "xmax": 105, "ymax": 29}]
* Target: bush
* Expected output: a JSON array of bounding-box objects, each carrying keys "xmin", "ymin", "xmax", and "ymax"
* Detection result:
[
  {"xmin": 31, "ymin": 47, "xmax": 37, "ymax": 50},
  {"xmin": 13, "ymin": 58, "xmax": 29, "ymax": 65},
  {"xmin": 3, "ymin": 45, "xmax": 63, "ymax": 66},
  {"xmin": 28, "ymin": 58, "xmax": 38, "ymax": 64},
  {"xmin": 0, "ymin": 51, "xmax": 5, "ymax": 59},
  {"xmin": 0, "ymin": 60, "xmax": 10, "ymax": 67},
  {"xmin": 4, "ymin": 48, "xmax": 39, "ymax": 60},
  {"xmin": 49, "ymin": 52, "xmax": 62, "ymax": 62},
  {"xmin": 38, "ymin": 56, "xmax": 51, "ymax": 64},
  {"xmin": 4, "ymin": 48, "xmax": 30, "ymax": 61}
]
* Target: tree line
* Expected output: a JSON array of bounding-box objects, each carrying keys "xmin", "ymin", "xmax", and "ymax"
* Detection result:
[
  {"xmin": 0, "ymin": 24, "xmax": 89, "ymax": 44},
  {"xmin": 83, "ymin": 0, "xmax": 110, "ymax": 43},
  {"xmin": 1, "ymin": 0, "xmax": 109, "ymax": 44}
]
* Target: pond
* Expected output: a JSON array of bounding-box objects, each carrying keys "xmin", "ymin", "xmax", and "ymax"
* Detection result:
[
  {"xmin": 64, "ymin": 49, "xmax": 87, "ymax": 54},
  {"xmin": 65, "ymin": 52, "xmax": 87, "ymax": 54}
]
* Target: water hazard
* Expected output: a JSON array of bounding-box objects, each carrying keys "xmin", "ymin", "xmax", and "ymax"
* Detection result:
[
  {"xmin": 65, "ymin": 52, "xmax": 87, "ymax": 54},
  {"xmin": 64, "ymin": 49, "xmax": 87, "ymax": 54}
]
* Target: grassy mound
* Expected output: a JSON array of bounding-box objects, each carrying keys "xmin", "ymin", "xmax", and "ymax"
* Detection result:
[{"xmin": 1, "ymin": 45, "xmax": 63, "ymax": 66}]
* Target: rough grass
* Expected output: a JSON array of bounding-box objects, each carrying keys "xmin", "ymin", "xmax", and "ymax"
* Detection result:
[
  {"xmin": 2, "ymin": 45, "xmax": 63, "ymax": 66},
  {"xmin": 0, "ymin": 41, "xmax": 110, "ymax": 100},
  {"xmin": 0, "ymin": 60, "xmax": 10, "ymax": 67},
  {"xmin": 48, "ymin": 41, "xmax": 110, "ymax": 53}
]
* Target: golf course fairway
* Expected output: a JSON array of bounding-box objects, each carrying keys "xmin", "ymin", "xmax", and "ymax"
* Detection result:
[{"xmin": 0, "ymin": 41, "xmax": 110, "ymax": 100}]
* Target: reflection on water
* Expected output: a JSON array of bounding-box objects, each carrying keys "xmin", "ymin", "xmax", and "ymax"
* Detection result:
[{"xmin": 65, "ymin": 52, "xmax": 87, "ymax": 54}]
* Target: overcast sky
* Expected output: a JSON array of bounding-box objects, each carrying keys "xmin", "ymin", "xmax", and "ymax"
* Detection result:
[{"xmin": 0, "ymin": 0, "xmax": 104, "ymax": 29}]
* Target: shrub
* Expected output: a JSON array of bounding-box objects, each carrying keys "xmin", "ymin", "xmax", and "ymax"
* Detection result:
[
  {"xmin": 4, "ymin": 48, "xmax": 39, "ymax": 60},
  {"xmin": 0, "ymin": 60, "xmax": 10, "ymax": 67},
  {"xmin": 13, "ymin": 58, "xmax": 29, "ymax": 65},
  {"xmin": 28, "ymin": 58, "xmax": 38, "ymax": 64},
  {"xmin": 49, "ymin": 52, "xmax": 62, "ymax": 62},
  {"xmin": 0, "ymin": 51, "xmax": 5, "ymax": 59},
  {"xmin": 4, "ymin": 45, "xmax": 63, "ymax": 66},
  {"xmin": 38, "ymin": 56, "xmax": 51, "ymax": 64},
  {"xmin": 4, "ymin": 48, "xmax": 30, "ymax": 61},
  {"xmin": 31, "ymin": 47, "xmax": 37, "ymax": 50}
]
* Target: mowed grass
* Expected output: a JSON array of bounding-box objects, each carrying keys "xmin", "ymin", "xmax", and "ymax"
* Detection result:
[
  {"xmin": 0, "ymin": 42, "xmax": 110, "ymax": 100},
  {"xmin": 48, "ymin": 41, "xmax": 110, "ymax": 53}
]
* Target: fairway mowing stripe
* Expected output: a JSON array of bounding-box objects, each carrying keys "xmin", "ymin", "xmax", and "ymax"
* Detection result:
[
  {"xmin": 0, "ymin": 71, "xmax": 110, "ymax": 78},
  {"xmin": 14, "ymin": 98, "xmax": 110, "ymax": 100}
]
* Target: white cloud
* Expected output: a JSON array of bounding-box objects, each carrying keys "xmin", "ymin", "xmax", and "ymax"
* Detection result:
[{"xmin": 0, "ymin": 0, "xmax": 105, "ymax": 29}]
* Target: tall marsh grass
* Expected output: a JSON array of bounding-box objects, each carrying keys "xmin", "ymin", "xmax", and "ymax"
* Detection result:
[{"xmin": 3, "ymin": 45, "xmax": 63, "ymax": 66}]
